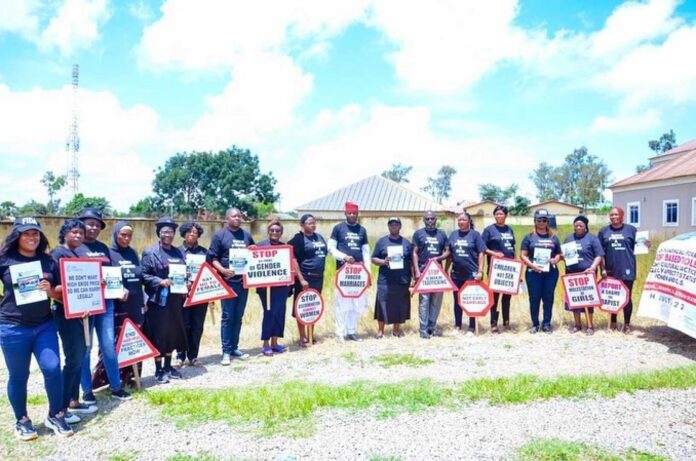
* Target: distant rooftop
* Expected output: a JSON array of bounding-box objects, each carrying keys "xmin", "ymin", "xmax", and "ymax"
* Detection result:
[{"xmin": 611, "ymin": 138, "xmax": 696, "ymax": 189}]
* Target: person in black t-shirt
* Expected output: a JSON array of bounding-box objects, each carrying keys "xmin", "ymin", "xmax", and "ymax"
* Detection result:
[{"xmin": 0, "ymin": 217, "xmax": 73, "ymax": 439}]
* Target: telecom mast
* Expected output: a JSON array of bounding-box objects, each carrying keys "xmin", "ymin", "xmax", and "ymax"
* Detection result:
[{"xmin": 66, "ymin": 64, "xmax": 80, "ymax": 196}]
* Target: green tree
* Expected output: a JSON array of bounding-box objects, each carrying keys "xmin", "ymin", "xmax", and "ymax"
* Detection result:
[
  {"xmin": 0, "ymin": 201, "xmax": 17, "ymax": 218},
  {"xmin": 381, "ymin": 163, "xmax": 413, "ymax": 184},
  {"xmin": 16, "ymin": 200, "xmax": 48, "ymax": 216},
  {"xmin": 40, "ymin": 171, "xmax": 67, "ymax": 215},
  {"xmin": 638, "ymin": 130, "xmax": 677, "ymax": 173},
  {"xmin": 509, "ymin": 196, "xmax": 531, "ymax": 216},
  {"xmin": 127, "ymin": 197, "xmax": 162, "ymax": 218},
  {"xmin": 529, "ymin": 162, "xmax": 562, "ymax": 202},
  {"xmin": 478, "ymin": 183, "xmax": 518, "ymax": 205},
  {"xmin": 152, "ymin": 146, "xmax": 278, "ymax": 218},
  {"xmin": 64, "ymin": 193, "xmax": 112, "ymax": 217},
  {"xmin": 422, "ymin": 165, "xmax": 456, "ymax": 204}
]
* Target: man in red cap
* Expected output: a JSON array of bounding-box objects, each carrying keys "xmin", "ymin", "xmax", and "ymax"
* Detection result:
[{"xmin": 328, "ymin": 201, "xmax": 371, "ymax": 341}]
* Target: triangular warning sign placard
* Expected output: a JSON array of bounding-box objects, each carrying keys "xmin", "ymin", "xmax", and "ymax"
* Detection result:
[
  {"xmin": 412, "ymin": 260, "xmax": 458, "ymax": 294},
  {"xmin": 184, "ymin": 261, "xmax": 237, "ymax": 307},
  {"xmin": 115, "ymin": 318, "xmax": 160, "ymax": 368}
]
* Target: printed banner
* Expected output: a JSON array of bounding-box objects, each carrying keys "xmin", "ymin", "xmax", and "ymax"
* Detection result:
[
  {"xmin": 10, "ymin": 260, "xmax": 47, "ymax": 306},
  {"xmin": 387, "ymin": 245, "xmax": 404, "ymax": 270},
  {"xmin": 169, "ymin": 264, "xmax": 188, "ymax": 294},
  {"xmin": 487, "ymin": 257, "xmax": 523, "ymax": 295},
  {"xmin": 412, "ymin": 260, "xmax": 457, "ymax": 294},
  {"xmin": 184, "ymin": 262, "xmax": 237, "ymax": 307},
  {"xmin": 638, "ymin": 232, "xmax": 696, "ymax": 339},
  {"xmin": 294, "ymin": 288, "xmax": 325, "ymax": 326},
  {"xmin": 243, "ymin": 245, "xmax": 294, "ymax": 289},
  {"xmin": 457, "ymin": 281, "xmax": 493, "ymax": 317},
  {"xmin": 598, "ymin": 277, "xmax": 629, "ymax": 314},
  {"xmin": 229, "ymin": 248, "xmax": 250, "ymax": 275},
  {"xmin": 562, "ymin": 272, "xmax": 601, "ymax": 310},
  {"xmin": 102, "ymin": 266, "xmax": 124, "ymax": 299},
  {"xmin": 60, "ymin": 258, "xmax": 106, "ymax": 319},
  {"xmin": 115, "ymin": 318, "xmax": 159, "ymax": 368},
  {"xmin": 335, "ymin": 262, "xmax": 371, "ymax": 298}
]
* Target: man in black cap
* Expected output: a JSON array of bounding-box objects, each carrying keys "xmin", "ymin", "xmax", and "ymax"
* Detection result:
[{"xmin": 77, "ymin": 208, "xmax": 131, "ymax": 402}]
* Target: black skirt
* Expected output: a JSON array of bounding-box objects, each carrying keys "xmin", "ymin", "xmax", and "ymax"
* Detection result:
[
  {"xmin": 374, "ymin": 283, "xmax": 411, "ymax": 324},
  {"xmin": 144, "ymin": 294, "xmax": 188, "ymax": 354}
]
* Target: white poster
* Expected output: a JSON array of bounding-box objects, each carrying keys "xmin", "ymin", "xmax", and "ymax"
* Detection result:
[
  {"xmin": 228, "ymin": 248, "xmax": 249, "ymax": 275},
  {"xmin": 387, "ymin": 245, "xmax": 404, "ymax": 270},
  {"xmin": 102, "ymin": 266, "xmax": 125, "ymax": 299},
  {"xmin": 185, "ymin": 254, "xmax": 206, "ymax": 281},
  {"xmin": 488, "ymin": 257, "xmax": 523, "ymax": 295},
  {"xmin": 561, "ymin": 242, "xmax": 579, "ymax": 266},
  {"xmin": 533, "ymin": 247, "xmax": 551, "ymax": 272},
  {"xmin": 169, "ymin": 264, "xmax": 188, "ymax": 294},
  {"xmin": 10, "ymin": 261, "xmax": 47, "ymax": 306},
  {"xmin": 635, "ymin": 231, "xmax": 650, "ymax": 255},
  {"xmin": 61, "ymin": 259, "xmax": 105, "ymax": 319}
]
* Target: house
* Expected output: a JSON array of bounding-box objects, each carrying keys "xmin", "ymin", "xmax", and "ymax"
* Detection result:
[
  {"xmin": 294, "ymin": 175, "xmax": 450, "ymax": 235},
  {"xmin": 452, "ymin": 200, "xmax": 502, "ymax": 217},
  {"xmin": 610, "ymin": 139, "xmax": 696, "ymax": 237},
  {"xmin": 529, "ymin": 200, "xmax": 583, "ymax": 216}
]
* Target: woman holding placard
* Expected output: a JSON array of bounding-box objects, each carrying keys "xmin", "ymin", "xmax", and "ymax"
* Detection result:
[
  {"xmin": 598, "ymin": 207, "xmax": 641, "ymax": 334},
  {"xmin": 51, "ymin": 219, "xmax": 99, "ymax": 424},
  {"xmin": 288, "ymin": 214, "xmax": 327, "ymax": 347},
  {"xmin": 445, "ymin": 212, "xmax": 486, "ymax": 336},
  {"xmin": 176, "ymin": 221, "xmax": 208, "ymax": 367},
  {"xmin": 142, "ymin": 217, "xmax": 188, "ymax": 384},
  {"xmin": 0, "ymin": 217, "xmax": 74, "ymax": 439},
  {"xmin": 520, "ymin": 209, "xmax": 562, "ymax": 334},
  {"xmin": 482, "ymin": 205, "xmax": 516, "ymax": 333},
  {"xmin": 563, "ymin": 215, "xmax": 604, "ymax": 335},
  {"xmin": 371, "ymin": 217, "xmax": 414, "ymax": 338},
  {"xmin": 255, "ymin": 219, "xmax": 293, "ymax": 356}
]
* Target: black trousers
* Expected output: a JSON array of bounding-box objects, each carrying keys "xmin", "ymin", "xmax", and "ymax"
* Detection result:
[
  {"xmin": 490, "ymin": 292, "xmax": 511, "ymax": 327},
  {"xmin": 177, "ymin": 303, "xmax": 208, "ymax": 361}
]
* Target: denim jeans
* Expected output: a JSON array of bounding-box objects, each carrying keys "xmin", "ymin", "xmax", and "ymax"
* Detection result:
[
  {"xmin": 54, "ymin": 312, "xmax": 86, "ymax": 409},
  {"xmin": 81, "ymin": 300, "xmax": 122, "ymax": 392},
  {"xmin": 0, "ymin": 320, "xmax": 62, "ymax": 419},
  {"xmin": 525, "ymin": 267, "xmax": 559, "ymax": 328},
  {"xmin": 220, "ymin": 281, "xmax": 249, "ymax": 354},
  {"xmin": 418, "ymin": 292, "xmax": 443, "ymax": 334}
]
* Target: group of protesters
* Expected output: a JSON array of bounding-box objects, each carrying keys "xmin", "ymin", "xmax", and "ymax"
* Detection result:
[{"xmin": 0, "ymin": 201, "xmax": 641, "ymax": 440}]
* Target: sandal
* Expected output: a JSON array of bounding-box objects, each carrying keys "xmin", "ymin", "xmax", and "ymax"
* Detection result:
[
  {"xmin": 262, "ymin": 346, "xmax": 273, "ymax": 356},
  {"xmin": 585, "ymin": 328, "xmax": 594, "ymax": 336},
  {"xmin": 374, "ymin": 332, "xmax": 384, "ymax": 339},
  {"xmin": 571, "ymin": 325, "xmax": 581, "ymax": 334},
  {"xmin": 623, "ymin": 324, "xmax": 632, "ymax": 335},
  {"xmin": 491, "ymin": 326, "xmax": 500, "ymax": 334},
  {"xmin": 189, "ymin": 358, "xmax": 202, "ymax": 367},
  {"xmin": 272, "ymin": 344, "xmax": 287, "ymax": 353}
]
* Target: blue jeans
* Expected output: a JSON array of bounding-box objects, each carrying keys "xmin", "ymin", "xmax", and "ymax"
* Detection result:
[
  {"xmin": 54, "ymin": 312, "xmax": 85, "ymax": 409},
  {"xmin": 81, "ymin": 300, "xmax": 122, "ymax": 392},
  {"xmin": 525, "ymin": 267, "xmax": 559, "ymax": 328},
  {"xmin": 0, "ymin": 320, "xmax": 62, "ymax": 419},
  {"xmin": 220, "ymin": 281, "xmax": 249, "ymax": 354}
]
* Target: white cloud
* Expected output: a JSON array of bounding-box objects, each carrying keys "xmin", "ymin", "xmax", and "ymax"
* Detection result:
[
  {"xmin": 39, "ymin": 0, "xmax": 111, "ymax": 56},
  {"xmin": 0, "ymin": 0, "xmax": 41, "ymax": 37},
  {"xmin": 590, "ymin": 109, "xmax": 662, "ymax": 134},
  {"xmin": 0, "ymin": 84, "xmax": 163, "ymax": 210}
]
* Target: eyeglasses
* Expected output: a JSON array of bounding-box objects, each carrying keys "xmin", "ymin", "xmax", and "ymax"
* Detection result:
[
  {"xmin": 424, "ymin": 217, "xmax": 436, "ymax": 221},
  {"xmin": 535, "ymin": 218, "xmax": 548, "ymax": 223},
  {"xmin": 159, "ymin": 230, "xmax": 174, "ymax": 235}
]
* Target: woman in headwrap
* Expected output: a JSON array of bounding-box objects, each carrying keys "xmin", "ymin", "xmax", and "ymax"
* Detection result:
[
  {"xmin": 176, "ymin": 221, "xmax": 208, "ymax": 367},
  {"xmin": 563, "ymin": 215, "xmax": 603, "ymax": 334},
  {"xmin": 287, "ymin": 214, "xmax": 327, "ymax": 346},
  {"xmin": 598, "ymin": 207, "xmax": 644, "ymax": 334},
  {"xmin": 142, "ymin": 217, "xmax": 188, "ymax": 383}
]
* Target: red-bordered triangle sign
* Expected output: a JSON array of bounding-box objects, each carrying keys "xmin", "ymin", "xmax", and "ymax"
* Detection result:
[
  {"xmin": 184, "ymin": 262, "xmax": 237, "ymax": 307},
  {"xmin": 115, "ymin": 318, "xmax": 160, "ymax": 368},
  {"xmin": 412, "ymin": 260, "xmax": 458, "ymax": 294}
]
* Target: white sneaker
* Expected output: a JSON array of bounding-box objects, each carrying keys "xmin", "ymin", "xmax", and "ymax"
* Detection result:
[
  {"xmin": 465, "ymin": 331, "xmax": 475, "ymax": 337},
  {"xmin": 220, "ymin": 353, "xmax": 231, "ymax": 366},
  {"xmin": 64, "ymin": 411, "xmax": 81, "ymax": 424}
]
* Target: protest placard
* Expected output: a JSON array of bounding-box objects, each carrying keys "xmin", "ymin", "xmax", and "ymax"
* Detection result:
[
  {"xmin": 335, "ymin": 262, "xmax": 371, "ymax": 298},
  {"xmin": 534, "ymin": 247, "xmax": 551, "ymax": 272},
  {"xmin": 185, "ymin": 253, "xmax": 206, "ymax": 281},
  {"xmin": 457, "ymin": 281, "xmax": 493, "ymax": 317},
  {"xmin": 115, "ymin": 318, "xmax": 159, "ymax": 368},
  {"xmin": 243, "ymin": 245, "xmax": 294, "ymax": 289},
  {"xmin": 561, "ymin": 272, "xmax": 601, "ymax": 310},
  {"xmin": 294, "ymin": 288, "xmax": 324, "ymax": 326},
  {"xmin": 412, "ymin": 260, "xmax": 457, "ymax": 294},
  {"xmin": 169, "ymin": 264, "xmax": 188, "ymax": 294},
  {"xmin": 229, "ymin": 248, "xmax": 250, "ymax": 275},
  {"xmin": 9, "ymin": 260, "xmax": 47, "ymax": 305},
  {"xmin": 60, "ymin": 258, "xmax": 106, "ymax": 319},
  {"xmin": 184, "ymin": 262, "xmax": 237, "ymax": 307},
  {"xmin": 598, "ymin": 277, "xmax": 629, "ymax": 314},
  {"xmin": 102, "ymin": 266, "xmax": 124, "ymax": 299},
  {"xmin": 635, "ymin": 231, "xmax": 650, "ymax": 255},
  {"xmin": 387, "ymin": 246, "xmax": 404, "ymax": 270},
  {"xmin": 561, "ymin": 242, "xmax": 579, "ymax": 266},
  {"xmin": 487, "ymin": 257, "xmax": 523, "ymax": 295}
]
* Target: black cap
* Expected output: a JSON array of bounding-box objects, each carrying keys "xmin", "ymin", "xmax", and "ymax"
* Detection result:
[
  {"xmin": 533, "ymin": 208, "xmax": 550, "ymax": 220},
  {"xmin": 155, "ymin": 216, "xmax": 178, "ymax": 235},
  {"xmin": 387, "ymin": 216, "xmax": 401, "ymax": 224},
  {"xmin": 78, "ymin": 208, "xmax": 106, "ymax": 229},
  {"xmin": 574, "ymin": 215, "xmax": 589, "ymax": 227},
  {"xmin": 13, "ymin": 216, "xmax": 42, "ymax": 233}
]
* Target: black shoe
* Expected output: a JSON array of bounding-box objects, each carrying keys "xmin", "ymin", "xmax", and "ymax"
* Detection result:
[
  {"xmin": 155, "ymin": 370, "xmax": 169, "ymax": 384},
  {"xmin": 15, "ymin": 419, "xmax": 38, "ymax": 441},
  {"xmin": 45, "ymin": 414, "xmax": 74, "ymax": 437},
  {"xmin": 542, "ymin": 325, "xmax": 552, "ymax": 334},
  {"xmin": 63, "ymin": 411, "xmax": 81, "ymax": 424},
  {"xmin": 530, "ymin": 326, "xmax": 540, "ymax": 334},
  {"xmin": 346, "ymin": 334, "xmax": 362, "ymax": 342},
  {"xmin": 111, "ymin": 389, "xmax": 132, "ymax": 401},
  {"xmin": 68, "ymin": 402, "xmax": 97, "ymax": 414},
  {"xmin": 82, "ymin": 391, "xmax": 96, "ymax": 405},
  {"xmin": 420, "ymin": 332, "xmax": 431, "ymax": 339},
  {"xmin": 166, "ymin": 367, "xmax": 183, "ymax": 380}
]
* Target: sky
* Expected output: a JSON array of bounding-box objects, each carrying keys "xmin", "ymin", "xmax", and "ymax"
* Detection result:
[{"xmin": 1, "ymin": 0, "xmax": 695, "ymax": 213}]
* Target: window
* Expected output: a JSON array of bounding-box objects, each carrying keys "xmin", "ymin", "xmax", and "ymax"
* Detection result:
[
  {"xmin": 627, "ymin": 201, "xmax": 640, "ymax": 226},
  {"xmin": 692, "ymin": 197, "xmax": 696, "ymax": 226},
  {"xmin": 663, "ymin": 199, "xmax": 679, "ymax": 226}
]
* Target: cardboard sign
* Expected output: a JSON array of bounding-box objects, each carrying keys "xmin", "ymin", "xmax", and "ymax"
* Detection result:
[
  {"xmin": 243, "ymin": 245, "xmax": 294, "ymax": 289},
  {"xmin": 487, "ymin": 257, "xmax": 523, "ymax": 295},
  {"xmin": 60, "ymin": 258, "xmax": 106, "ymax": 319},
  {"xmin": 561, "ymin": 272, "xmax": 601, "ymax": 310},
  {"xmin": 185, "ymin": 254, "xmax": 206, "ymax": 281},
  {"xmin": 184, "ymin": 262, "xmax": 237, "ymax": 307},
  {"xmin": 598, "ymin": 277, "xmax": 629, "ymax": 314},
  {"xmin": 294, "ymin": 288, "xmax": 325, "ymax": 326},
  {"xmin": 412, "ymin": 260, "xmax": 457, "ymax": 294},
  {"xmin": 169, "ymin": 264, "xmax": 188, "ymax": 294},
  {"xmin": 457, "ymin": 281, "xmax": 494, "ymax": 317},
  {"xmin": 115, "ymin": 318, "xmax": 159, "ymax": 368},
  {"xmin": 335, "ymin": 262, "xmax": 371, "ymax": 298},
  {"xmin": 102, "ymin": 266, "xmax": 125, "ymax": 299},
  {"xmin": 533, "ymin": 247, "xmax": 551, "ymax": 272},
  {"xmin": 387, "ymin": 245, "xmax": 404, "ymax": 270},
  {"xmin": 228, "ymin": 248, "xmax": 249, "ymax": 275},
  {"xmin": 10, "ymin": 260, "xmax": 47, "ymax": 306},
  {"xmin": 561, "ymin": 242, "xmax": 579, "ymax": 266}
]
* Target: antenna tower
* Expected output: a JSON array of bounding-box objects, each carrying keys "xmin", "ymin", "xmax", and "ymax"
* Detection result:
[{"xmin": 66, "ymin": 64, "xmax": 80, "ymax": 196}]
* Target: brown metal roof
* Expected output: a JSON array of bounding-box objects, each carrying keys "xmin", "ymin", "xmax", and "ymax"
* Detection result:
[
  {"xmin": 295, "ymin": 175, "xmax": 447, "ymax": 212},
  {"xmin": 611, "ymin": 142, "xmax": 696, "ymax": 189}
]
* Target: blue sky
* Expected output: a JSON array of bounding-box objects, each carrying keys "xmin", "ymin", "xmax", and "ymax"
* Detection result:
[{"xmin": 1, "ymin": 0, "xmax": 695, "ymax": 213}]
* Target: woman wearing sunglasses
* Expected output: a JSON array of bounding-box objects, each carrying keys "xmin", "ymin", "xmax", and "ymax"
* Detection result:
[{"xmin": 520, "ymin": 209, "xmax": 562, "ymax": 333}]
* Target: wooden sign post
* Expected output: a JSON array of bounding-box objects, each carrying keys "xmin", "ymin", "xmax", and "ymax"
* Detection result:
[{"xmin": 294, "ymin": 289, "xmax": 325, "ymax": 347}]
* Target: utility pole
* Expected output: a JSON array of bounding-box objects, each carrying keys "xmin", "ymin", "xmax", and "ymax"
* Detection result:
[{"xmin": 66, "ymin": 64, "xmax": 80, "ymax": 196}]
